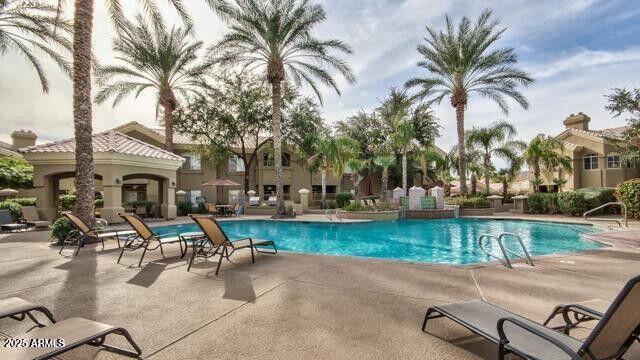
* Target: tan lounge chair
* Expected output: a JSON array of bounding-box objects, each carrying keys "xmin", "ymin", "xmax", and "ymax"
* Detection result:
[
  {"xmin": 0, "ymin": 297, "xmax": 141, "ymax": 359},
  {"xmin": 20, "ymin": 206, "xmax": 50, "ymax": 230},
  {"xmin": 59, "ymin": 212, "xmax": 136, "ymax": 256},
  {"xmin": 117, "ymin": 213, "xmax": 185, "ymax": 267},
  {"xmin": 188, "ymin": 215, "xmax": 277, "ymax": 274},
  {"xmin": 422, "ymin": 274, "xmax": 640, "ymax": 359}
]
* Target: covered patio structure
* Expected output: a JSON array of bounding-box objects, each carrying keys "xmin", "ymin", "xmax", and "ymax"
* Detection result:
[{"xmin": 21, "ymin": 131, "xmax": 184, "ymax": 223}]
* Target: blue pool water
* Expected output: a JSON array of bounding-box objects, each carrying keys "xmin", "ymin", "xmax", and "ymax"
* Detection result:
[{"xmin": 153, "ymin": 219, "xmax": 603, "ymax": 265}]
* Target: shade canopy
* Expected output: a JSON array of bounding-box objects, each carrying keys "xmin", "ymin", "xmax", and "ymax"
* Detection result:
[
  {"xmin": 202, "ymin": 179, "xmax": 241, "ymax": 187},
  {"xmin": 0, "ymin": 188, "xmax": 19, "ymax": 195}
]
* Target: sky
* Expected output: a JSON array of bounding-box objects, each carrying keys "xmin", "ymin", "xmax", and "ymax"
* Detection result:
[{"xmin": 1, "ymin": 0, "xmax": 640, "ymax": 155}]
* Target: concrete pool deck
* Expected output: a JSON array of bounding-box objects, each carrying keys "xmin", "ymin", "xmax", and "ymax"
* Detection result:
[{"xmin": 0, "ymin": 220, "xmax": 639, "ymax": 359}]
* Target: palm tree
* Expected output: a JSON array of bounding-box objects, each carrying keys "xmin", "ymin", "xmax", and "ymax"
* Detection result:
[
  {"xmin": 541, "ymin": 151, "xmax": 572, "ymax": 191},
  {"xmin": 525, "ymin": 134, "xmax": 567, "ymax": 192},
  {"xmin": 59, "ymin": 0, "xmax": 193, "ymax": 223},
  {"xmin": 210, "ymin": 0, "xmax": 355, "ymax": 215},
  {"xmin": 1, "ymin": 0, "xmax": 72, "ymax": 92},
  {"xmin": 467, "ymin": 121, "xmax": 526, "ymax": 195},
  {"xmin": 347, "ymin": 158, "xmax": 365, "ymax": 201},
  {"xmin": 419, "ymin": 146, "xmax": 445, "ymax": 186},
  {"xmin": 378, "ymin": 89, "xmax": 415, "ymax": 195},
  {"xmin": 374, "ymin": 154, "xmax": 395, "ymax": 200},
  {"xmin": 308, "ymin": 136, "xmax": 358, "ymax": 208},
  {"xmin": 494, "ymin": 157, "xmax": 522, "ymax": 198},
  {"xmin": 450, "ymin": 145, "xmax": 482, "ymax": 195},
  {"xmin": 405, "ymin": 9, "xmax": 533, "ymax": 196},
  {"xmin": 95, "ymin": 15, "xmax": 209, "ymax": 152}
]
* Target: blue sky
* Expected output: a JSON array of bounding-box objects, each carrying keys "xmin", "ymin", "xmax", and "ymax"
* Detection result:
[{"xmin": 1, "ymin": 0, "xmax": 639, "ymax": 154}]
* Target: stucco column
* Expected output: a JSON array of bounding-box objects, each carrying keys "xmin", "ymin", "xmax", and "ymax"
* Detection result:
[
  {"xmin": 34, "ymin": 178, "xmax": 56, "ymax": 221},
  {"xmin": 298, "ymin": 188, "xmax": 310, "ymax": 213},
  {"xmin": 101, "ymin": 184, "xmax": 124, "ymax": 224},
  {"xmin": 487, "ymin": 195, "xmax": 503, "ymax": 212},
  {"xmin": 161, "ymin": 178, "xmax": 177, "ymax": 219}
]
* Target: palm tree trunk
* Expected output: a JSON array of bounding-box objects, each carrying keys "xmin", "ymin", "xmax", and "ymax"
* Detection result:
[
  {"xmin": 402, "ymin": 152, "xmax": 407, "ymax": 195},
  {"xmin": 455, "ymin": 103, "xmax": 468, "ymax": 195},
  {"xmin": 271, "ymin": 81, "xmax": 285, "ymax": 215},
  {"xmin": 470, "ymin": 173, "xmax": 477, "ymax": 196},
  {"xmin": 321, "ymin": 163, "xmax": 327, "ymax": 208},
  {"xmin": 502, "ymin": 180, "xmax": 508, "ymax": 199},
  {"xmin": 72, "ymin": 0, "xmax": 95, "ymax": 224},
  {"xmin": 353, "ymin": 174, "xmax": 360, "ymax": 201},
  {"xmin": 381, "ymin": 168, "xmax": 388, "ymax": 201},
  {"xmin": 163, "ymin": 103, "xmax": 175, "ymax": 153},
  {"xmin": 534, "ymin": 160, "xmax": 541, "ymax": 192},
  {"xmin": 484, "ymin": 154, "xmax": 491, "ymax": 195}
]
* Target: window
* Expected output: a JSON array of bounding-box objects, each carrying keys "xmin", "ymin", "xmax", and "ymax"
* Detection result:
[
  {"xmin": 228, "ymin": 155, "xmax": 245, "ymax": 172},
  {"xmin": 263, "ymin": 152, "xmax": 291, "ymax": 167},
  {"xmin": 182, "ymin": 153, "xmax": 201, "ymax": 171},
  {"xmin": 583, "ymin": 154, "xmax": 599, "ymax": 170},
  {"xmin": 263, "ymin": 185, "xmax": 290, "ymax": 197},
  {"xmin": 625, "ymin": 159, "xmax": 636, "ymax": 169},
  {"xmin": 607, "ymin": 153, "xmax": 621, "ymax": 169},
  {"xmin": 312, "ymin": 185, "xmax": 337, "ymax": 194},
  {"xmin": 187, "ymin": 190, "xmax": 202, "ymax": 206}
]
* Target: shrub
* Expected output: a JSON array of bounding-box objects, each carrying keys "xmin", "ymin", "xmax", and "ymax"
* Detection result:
[
  {"xmin": 342, "ymin": 203, "xmax": 366, "ymax": 212},
  {"xmin": 616, "ymin": 179, "xmax": 640, "ymax": 219},
  {"xmin": 335, "ymin": 192, "xmax": 354, "ymax": 208},
  {"xmin": 527, "ymin": 193, "xmax": 558, "ymax": 214},
  {"xmin": 177, "ymin": 201, "xmax": 193, "ymax": 216},
  {"xmin": 58, "ymin": 194, "xmax": 76, "ymax": 211},
  {"xmin": 446, "ymin": 196, "xmax": 490, "ymax": 209},
  {"xmin": 557, "ymin": 191, "xmax": 591, "ymax": 216},
  {"xmin": 196, "ymin": 202, "xmax": 207, "ymax": 214},
  {"xmin": 50, "ymin": 217, "xmax": 74, "ymax": 246},
  {"xmin": 7, "ymin": 197, "xmax": 36, "ymax": 206},
  {"xmin": 0, "ymin": 201, "xmax": 22, "ymax": 221},
  {"xmin": 93, "ymin": 198, "xmax": 104, "ymax": 208}
]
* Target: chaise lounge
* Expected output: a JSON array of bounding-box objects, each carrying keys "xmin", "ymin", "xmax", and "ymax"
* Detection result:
[
  {"xmin": 20, "ymin": 206, "xmax": 51, "ymax": 230},
  {"xmin": 59, "ymin": 212, "xmax": 136, "ymax": 256},
  {"xmin": 422, "ymin": 274, "xmax": 640, "ymax": 359},
  {"xmin": 0, "ymin": 297, "xmax": 141, "ymax": 359},
  {"xmin": 188, "ymin": 215, "xmax": 277, "ymax": 274},
  {"xmin": 117, "ymin": 213, "xmax": 185, "ymax": 267}
]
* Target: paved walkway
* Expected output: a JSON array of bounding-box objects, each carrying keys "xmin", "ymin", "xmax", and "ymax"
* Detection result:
[{"xmin": 0, "ymin": 224, "xmax": 638, "ymax": 359}]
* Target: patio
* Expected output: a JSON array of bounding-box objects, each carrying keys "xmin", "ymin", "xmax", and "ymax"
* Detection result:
[{"xmin": 0, "ymin": 225, "xmax": 639, "ymax": 359}]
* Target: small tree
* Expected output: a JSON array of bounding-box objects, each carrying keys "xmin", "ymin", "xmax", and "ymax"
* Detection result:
[
  {"xmin": 605, "ymin": 88, "xmax": 640, "ymax": 162},
  {"xmin": 308, "ymin": 136, "xmax": 359, "ymax": 208},
  {"xmin": 0, "ymin": 158, "xmax": 33, "ymax": 189},
  {"xmin": 374, "ymin": 154, "xmax": 395, "ymax": 200},
  {"xmin": 347, "ymin": 159, "xmax": 365, "ymax": 201}
]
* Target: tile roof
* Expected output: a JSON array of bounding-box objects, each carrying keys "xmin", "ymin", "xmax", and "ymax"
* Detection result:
[
  {"xmin": 20, "ymin": 131, "xmax": 184, "ymax": 161},
  {"xmin": 0, "ymin": 140, "xmax": 20, "ymax": 157},
  {"xmin": 562, "ymin": 126, "xmax": 628, "ymax": 141},
  {"xmin": 149, "ymin": 127, "xmax": 271, "ymax": 149}
]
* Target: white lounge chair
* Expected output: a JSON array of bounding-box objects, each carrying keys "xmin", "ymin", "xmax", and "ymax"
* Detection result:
[
  {"xmin": 249, "ymin": 197, "xmax": 260, "ymax": 206},
  {"xmin": 267, "ymin": 196, "xmax": 277, "ymax": 206}
]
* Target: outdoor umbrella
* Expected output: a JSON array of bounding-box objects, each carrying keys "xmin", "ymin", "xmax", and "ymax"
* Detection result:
[{"xmin": 202, "ymin": 179, "xmax": 241, "ymax": 204}]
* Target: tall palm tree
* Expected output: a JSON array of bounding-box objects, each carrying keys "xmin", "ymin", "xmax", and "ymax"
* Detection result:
[
  {"xmin": 209, "ymin": 0, "xmax": 356, "ymax": 215},
  {"xmin": 378, "ymin": 89, "xmax": 415, "ymax": 195},
  {"xmin": 449, "ymin": 144, "xmax": 482, "ymax": 195},
  {"xmin": 525, "ymin": 134, "xmax": 567, "ymax": 192},
  {"xmin": 59, "ymin": 0, "xmax": 192, "ymax": 223},
  {"xmin": 308, "ymin": 136, "xmax": 358, "ymax": 208},
  {"xmin": 405, "ymin": 9, "xmax": 533, "ymax": 196},
  {"xmin": 95, "ymin": 14, "xmax": 209, "ymax": 152},
  {"xmin": 347, "ymin": 158, "xmax": 365, "ymax": 201},
  {"xmin": 1, "ymin": 0, "xmax": 72, "ymax": 92},
  {"xmin": 467, "ymin": 120, "xmax": 526, "ymax": 195},
  {"xmin": 374, "ymin": 154, "xmax": 395, "ymax": 200}
]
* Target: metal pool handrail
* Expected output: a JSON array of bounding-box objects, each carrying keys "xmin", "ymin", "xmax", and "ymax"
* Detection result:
[
  {"xmin": 583, "ymin": 202, "xmax": 628, "ymax": 228},
  {"xmin": 478, "ymin": 233, "xmax": 534, "ymax": 269}
]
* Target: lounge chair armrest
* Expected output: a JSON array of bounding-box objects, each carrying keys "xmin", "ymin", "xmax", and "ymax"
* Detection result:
[
  {"xmin": 497, "ymin": 317, "xmax": 581, "ymax": 359},
  {"xmin": 562, "ymin": 304, "xmax": 604, "ymax": 319}
]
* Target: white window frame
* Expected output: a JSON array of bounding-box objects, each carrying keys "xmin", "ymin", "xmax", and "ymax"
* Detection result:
[
  {"xmin": 228, "ymin": 155, "xmax": 245, "ymax": 172},
  {"xmin": 625, "ymin": 159, "xmax": 636, "ymax": 169},
  {"xmin": 583, "ymin": 154, "xmax": 599, "ymax": 170},
  {"xmin": 607, "ymin": 153, "xmax": 621, "ymax": 169},
  {"xmin": 188, "ymin": 190, "xmax": 202, "ymax": 207},
  {"xmin": 182, "ymin": 152, "xmax": 202, "ymax": 171}
]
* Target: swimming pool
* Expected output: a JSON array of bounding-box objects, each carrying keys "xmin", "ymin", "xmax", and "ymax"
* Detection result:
[{"xmin": 153, "ymin": 219, "xmax": 603, "ymax": 265}]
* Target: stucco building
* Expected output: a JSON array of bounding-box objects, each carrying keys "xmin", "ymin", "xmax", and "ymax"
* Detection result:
[{"xmin": 546, "ymin": 113, "xmax": 639, "ymax": 191}]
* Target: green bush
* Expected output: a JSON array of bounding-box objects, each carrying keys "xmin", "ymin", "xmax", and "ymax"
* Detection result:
[
  {"xmin": 616, "ymin": 179, "xmax": 640, "ymax": 219},
  {"xmin": 58, "ymin": 194, "xmax": 76, "ymax": 211},
  {"xmin": 93, "ymin": 198, "xmax": 104, "ymax": 208},
  {"xmin": 177, "ymin": 201, "xmax": 193, "ymax": 216},
  {"xmin": 7, "ymin": 197, "xmax": 36, "ymax": 206},
  {"xmin": 342, "ymin": 203, "xmax": 366, "ymax": 212},
  {"xmin": 446, "ymin": 196, "xmax": 490, "ymax": 209},
  {"xmin": 557, "ymin": 191, "xmax": 591, "ymax": 216},
  {"xmin": 527, "ymin": 193, "xmax": 558, "ymax": 214},
  {"xmin": 335, "ymin": 192, "xmax": 354, "ymax": 208},
  {"xmin": 0, "ymin": 201, "xmax": 22, "ymax": 221},
  {"xmin": 50, "ymin": 217, "xmax": 74, "ymax": 246},
  {"xmin": 196, "ymin": 202, "xmax": 207, "ymax": 214}
]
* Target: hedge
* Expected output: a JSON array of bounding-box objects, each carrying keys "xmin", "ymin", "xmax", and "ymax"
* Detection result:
[
  {"xmin": 50, "ymin": 217, "xmax": 74, "ymax": 246},
  {"xmin": 616, "ymin": 179, "xmax": 640, "ymax": 219},
  {"xmin": 7, "ymin": 197, "xmax": 36, "ymax": 206},
  {"xmin": 0, "ymin": 201, "xmax": 22, "ymax": 221},
  {"xmin": 527, "ymin": 193, "xmax": 558, "ymax": 214},
  {"xmin": 446, "ymin": 196, "xmax": 490, "ymax": 209},
  {"xmin": 58, "ymin": 194, "xmax": 76, "ymax": 211},
  {"xmin": 336, "ymin": 192, "xmax": 354, "ymax": 208},
  {"xmin": 557, "ymin": 192, "xmax": 591, "ymax": 216}
]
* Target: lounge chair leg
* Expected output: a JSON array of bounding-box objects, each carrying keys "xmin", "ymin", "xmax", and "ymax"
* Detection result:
[
  {"xmin": 215, "ymin": 252, "xmax": 224, "ymax": 276},
  {"xmin": 422, "ymin": 308, "xmax": 443, "ymax": 332},
  {"xmin": 187, "ymin": 243, "xmax": 199, "ymax": 272},
  {"xmin": 250, "ymin": 239, "xmax": 255, "ymax": 263},
  {"xmin": 117, "ymin": 240, "xmax": 129, "ymax": 264},
  {"xmin": 138, "ymin": 245, "xmax": 148, "ymax": 267},
  {"xmin": 102, "ymin": 237, "xmax": 105, "ymax": 251},
  {"xmin": 159, "ymin": 242, "xmax": 165, "ymax": 257},
  {"xmin": 74, "ymin": 236, "xmax": 84, "ymax": 256}
]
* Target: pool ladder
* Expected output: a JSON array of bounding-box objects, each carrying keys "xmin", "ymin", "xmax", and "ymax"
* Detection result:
[{"xmin": 478, "ymin": 233, "xmax": 534, "ymax": 269}]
